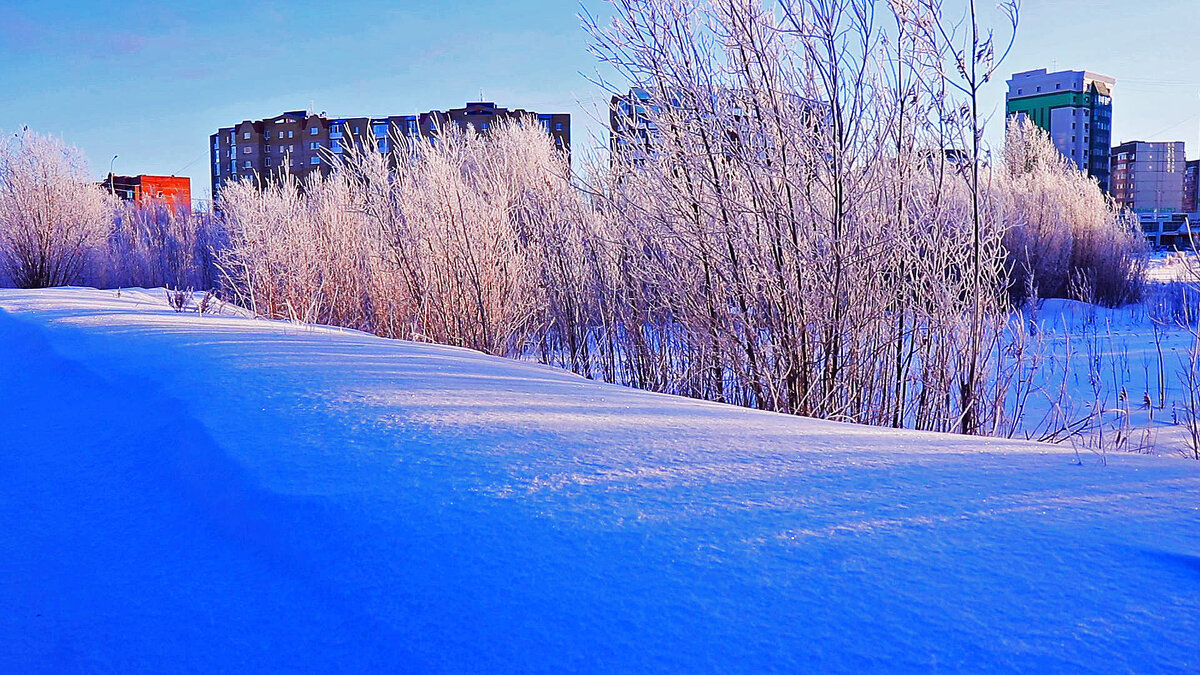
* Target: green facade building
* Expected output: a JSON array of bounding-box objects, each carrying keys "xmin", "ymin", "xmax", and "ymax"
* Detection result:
[{"xmin": 1005, "ymin": 69, "xmax": 1115, "ymax": 192}]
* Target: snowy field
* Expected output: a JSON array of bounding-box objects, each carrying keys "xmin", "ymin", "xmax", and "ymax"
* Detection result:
[{"xmin": 1, "ymin": 288, "xmax": 1198, "ymax": 672}]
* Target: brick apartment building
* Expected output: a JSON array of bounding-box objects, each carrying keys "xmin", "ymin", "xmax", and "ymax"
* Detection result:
[
  {"xmin": 210, "ymin": 102, "xmax": 570, "ymax": 199},
  {"xmin": 101, "ymin": 174, "xmax": 192, "ymax": 214},
  {"xmin": 1109, "ymin": 140, "xmax": 1185, "ymax": 213}
]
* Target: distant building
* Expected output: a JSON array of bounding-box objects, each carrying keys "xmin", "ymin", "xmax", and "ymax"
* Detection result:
[
  {"xmin": 917, "ymin": 148, "xmax": 973, "ymax": 172},
  {"xmin": 101, "ymin": 174, "xmax": 191, "ymax": 214},
  {"xmin": 609, "ymin": 87, "xmax": 658, "ymax": 165},
  {"xmin": 211, "ymin": 102, "xmax": 570, "ymax": 198},
  {"xmin": 1005, "ymin": 68, "xmax": 1114, "ymax": 191},
  {"xmin": 1138, "ymin": 212, "xmax": 1192, "ymax": 249},
  {"xmin": 609, "ymin": 86, "xmax": 829, "ymax": 167},
  {"xmin": 1110, "ymin": 141, "xmax": 1186, "ymax": 213},
  {"xmin": 1183, "ymin": 159, "xmax": 1200, "ymax": 214}
]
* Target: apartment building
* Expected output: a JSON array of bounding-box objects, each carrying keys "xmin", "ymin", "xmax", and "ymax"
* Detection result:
[
  {"xmin": 610, "ymin": 87, "xmax": 659, "ymax": 164},
  {"xmin": 609, "ymin": 86, "xmax": 829, "ymax": 167},
  {"xmin": 101, "ymin": 174, "xmax": 192, "ymax": 214},
  {"xmin": 211, "ymin": 102, "xmax": 570, "ymax": 198},
  {"xmin": 1109, "ymin": 141, "xmax": 1186, "ymax": 213},
  {"xmin": 1006, "ymin": 68, "xmax": 1115, "ymax": 191}
]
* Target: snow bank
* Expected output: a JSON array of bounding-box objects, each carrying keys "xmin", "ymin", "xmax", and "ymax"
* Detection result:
[{"xmin": 1, "ymin": 288, "xmax": 1197, "ymax": 672}]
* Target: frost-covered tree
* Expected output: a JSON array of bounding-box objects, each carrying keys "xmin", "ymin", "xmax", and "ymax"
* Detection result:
[
  {"xmin": 0, "ymin": 129, "xmax": 112, "ymax": 288},
  {"xmin": 1002, "ymin": 117, "xmax": 1145, "ymax": 306},
  {"xmin": 580, "ymin": 0, "xmax": 1017, "ymax": 431},
  {"xmin": 86, "ymin": 199, "xmax": 223, "ymax": 291}
]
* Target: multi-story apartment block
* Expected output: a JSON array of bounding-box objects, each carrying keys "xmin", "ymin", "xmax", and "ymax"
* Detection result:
[
  {"xmin": 1109, "ymin": 141, "xmax": 1185, "ymax": 213},
  {"xmin": 1183, "ymin": 159, "xmax": 1200, "ymax": 214},
  {"xmin": 609, "ymin": 86, "xmax": 828, "ymax": 167},
  {"xmin": 101, "ymin": 174, "xmax": 192, "ymax": 214},
  {"xmin": 211, "ymin": 102, "xmax": 570, "ymax": 198},
  {"xmin": 1006, "ymin": 68, "xmax": 1114, "ymax": 191},
  {"xmin": 610, "ymin": 87, "xmax": 660, "ymax": 165}
]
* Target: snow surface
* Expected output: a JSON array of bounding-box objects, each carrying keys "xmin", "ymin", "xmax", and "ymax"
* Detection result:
[
  {"xmin": 1146, "ymin": 251, "xmax": 1195, "ymax": 284},
  {"xmin": 1012, "ymin": 295, "xmax": 1200, "ymax": 454},
  {"xmin": 1, "ymin": 287, "xmax": 1198, "ymax": 672}
]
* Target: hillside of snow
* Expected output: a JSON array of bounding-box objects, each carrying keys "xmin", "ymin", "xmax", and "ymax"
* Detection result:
[{"xmin": 1, "ymin": 288, "xmax": 1198, "ymax": 672}]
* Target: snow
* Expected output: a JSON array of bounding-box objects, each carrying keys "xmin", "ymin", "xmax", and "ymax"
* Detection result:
[
  {"xmin": 1, "ymin": 287, "xmax": 1198, "ymax": 672},
  {"xmin": 1146, "ymin": 250, "xmax": 1195, "ymax": 284},
  {"xmin": 1009, "ymin": 294, "xmax": 1200, "ymax": 454}
]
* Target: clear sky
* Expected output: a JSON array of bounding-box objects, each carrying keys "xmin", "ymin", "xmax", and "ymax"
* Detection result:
[{"xmin": 2, "ymin": 0, "xmax": 1198, "ymax": 201}]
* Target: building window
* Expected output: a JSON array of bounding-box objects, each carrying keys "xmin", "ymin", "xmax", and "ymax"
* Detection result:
[
  {"xmin": 310, "ymin": 127, "xmax": 319, "ymax": 135},
  {"xmin": 243, "ymin": 131, "xmax": 250, "ymax": 140},
  {"xmin": 243, "ymin": 146, "xmax": 251, "ymax": 154},
  {"xmin": 244, "ymin": 160, "xmax": 251, "ymax": 168},
  {"xmin": 373, "ymin": 123, "xmax": 388, "ymax": 137},
  {"xmin": 265, "ymin": 131, "xmax": 271, "ymax": 140},
  {"xmin": 332, "ymin": 139, "xmax": 343, "ymax": 153},
  {"xmin": 310, "ymin": 141, "xmax": 320, "ymax": 150},
  {"xmin": 288, "ymin": 130, "xmax": 294, "ymax": 138},
  {"xmin": 310, "ymin": 157, "xmax": 320, "ymax": 165},
  {"xmin": 556, "ymin": 122, "xmax": 563, "ymax": 131}
]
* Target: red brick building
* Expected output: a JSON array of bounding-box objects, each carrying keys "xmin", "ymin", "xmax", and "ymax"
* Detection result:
[{"xmin": 102, "ymin": 174, "xmax": 192, "ymax": 214}]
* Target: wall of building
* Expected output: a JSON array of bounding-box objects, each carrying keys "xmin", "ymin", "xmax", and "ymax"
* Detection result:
[
  {"xmin": 102, "ymin": 174, "xmax": 192, "ymax": 213},
  {"xmin": 1110, "ymin": 141, "xmax": 1185, "ymax": 213},
  {"xmin": 1184, "ymin": 159, "xmax": 1200, "ymax": 214},
  {"xmin": 138, "ymin": 176, "xmax": 191, "ymax": 212}
]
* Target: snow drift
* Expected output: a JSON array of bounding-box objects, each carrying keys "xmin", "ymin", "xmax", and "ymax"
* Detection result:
[{"xmin": 0, "ymin": 288, "xmax": 1197, "ymax": 672}]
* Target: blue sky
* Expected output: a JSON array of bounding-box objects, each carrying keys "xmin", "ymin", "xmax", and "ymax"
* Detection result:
[{"xmin": 1, "ymin": 0, "xmax": 1198, "ymax": 200}]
